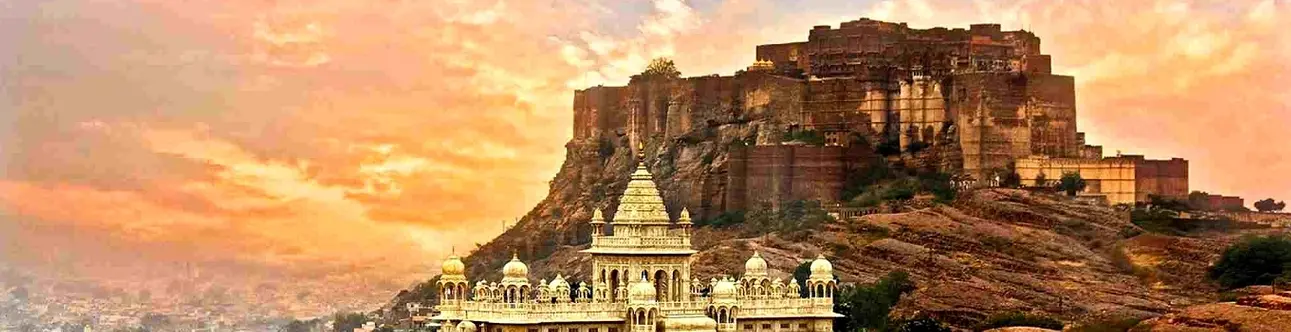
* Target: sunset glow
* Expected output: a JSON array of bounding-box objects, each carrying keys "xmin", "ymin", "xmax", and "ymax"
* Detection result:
[{"xmin": 2, "ymin": 0, "xmax": 1289, "ymax": 319}]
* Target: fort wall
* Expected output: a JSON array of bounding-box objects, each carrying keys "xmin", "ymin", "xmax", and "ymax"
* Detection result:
[
  {"xmin": 725, "ymin": 145, "xmax": 868, "ymax": 211},
  {"xmin": 570, "ymin": 18, "xmax": 1188, "ymax": 211},
  {"xmin": 954, "ymin": 72, "xmax": 1077, "ymax": 179},
  {"xmin": 1015, "ymin": 155, "xmax": 1188, "ymax": 205}
]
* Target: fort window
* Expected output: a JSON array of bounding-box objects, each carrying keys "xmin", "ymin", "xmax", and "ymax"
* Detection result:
[
  {"xmin": 781, "ymin": 324, "xmax": 791, "ymax": 329},
  {"xmin": 609, "ymin": 328, "xmax": 618, "ymax": 332},
  {"xmin": 745, "ymin": 324, "xmax": 754, "ymax": 330},
  {"xmin": 763, "ymin": 324, "xmax": 772, "ymax": 330},
  {"xmin": 528, "ymin": 328, "xmax": 538, "ymax": 332}
]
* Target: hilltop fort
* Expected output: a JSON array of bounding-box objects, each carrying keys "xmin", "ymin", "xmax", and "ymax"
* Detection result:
[{"xmin": 569, "ymin": 18, "xmax": 1187, "ymax": 216}]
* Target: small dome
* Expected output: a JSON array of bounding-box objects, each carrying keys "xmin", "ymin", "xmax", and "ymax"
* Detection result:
[
  {"xmin": 744, "ymin": 251, "xmax": 768, "ymax": 277},
  {"xmin": 549, "ymin": 274, "xmax": 570, "ymax": 289},
  {"xmin": 591, "ymin": 208, "xmax": 606, "ymax": 224},
  {"xmin": 441, "ymin": 255, "xmax": 465, "ymax": 276},
  {"xmin": 628, "ymin": 276, "xmax": 656, "ymax": 302},
  {"xmin": 678, "ymin": 208, "xmax": 692, "ymax": 224},
  {"xmin": 711, "ymin": 277, "xmax": 737, "ymax": 301},
  {"xmin": 458, "ymin": 321, "xmax": 477, "ymax": 332},
  {"xmin": 809, "ymin": 254, "xmax": 833, "ymax": 279},
  {"xmin": 502, "ymin": 254, "xmax": 528, "ymax": 280}
]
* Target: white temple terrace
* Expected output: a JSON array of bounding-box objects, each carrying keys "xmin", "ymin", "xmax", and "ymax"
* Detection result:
[{"xmin": 432, "ymin": 156, "xmax": 840, "ymax": 332}]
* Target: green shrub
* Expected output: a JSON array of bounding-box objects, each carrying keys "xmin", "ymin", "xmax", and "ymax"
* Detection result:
[
  {"xmin": 1057, "ymin": 172, "xmax": 1087, "ymax": 196},
  {"xmin": 890, "ymin": 316, "xmax": 951, "ymax": 332},
  {"xmin": 976, "ymin": 312, "xmax": 1064, "ymax": 331},
  {"xmin": 834, "ymin": 271, "xmax": 916, "ymax": 332},
  {"xmin": 876, "ymin": 139, "xmax": 901, "ymax": 156},
  {"xmin": 1208, "ymin": 235, "xmax": 1291, "ymax": 289},
  {"xmin": 597, "ymin": 137, "xmax": 616, "ymax": 159},
  {"xmin": 906, "ymin": 141, "xmax": 929, "ymax": 153},
  {"xmin": 697, "ymin": 211, "xmax": 746, "ymax": 228}
]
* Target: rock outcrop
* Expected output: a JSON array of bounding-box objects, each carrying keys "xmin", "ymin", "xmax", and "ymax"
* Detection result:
[{"xmin": 1134, "ymin": 292, "xmax": 1291, "ymax": 331}]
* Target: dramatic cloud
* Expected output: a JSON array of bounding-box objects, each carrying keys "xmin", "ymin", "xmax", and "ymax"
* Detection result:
[{"xmin": 1, "ymin": 0, "xmax": 1287, "ymax": 314}]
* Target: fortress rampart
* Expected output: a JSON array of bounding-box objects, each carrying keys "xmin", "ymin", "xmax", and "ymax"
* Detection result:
[{"xmin": 570, "ymin": 18, "xmax": 1188, "ymax": 208}]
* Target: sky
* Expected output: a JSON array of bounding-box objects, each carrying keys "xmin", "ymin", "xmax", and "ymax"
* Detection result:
[{"xmin": 0, "ymin": 0, "xmax": 1288, "ymax": 309}]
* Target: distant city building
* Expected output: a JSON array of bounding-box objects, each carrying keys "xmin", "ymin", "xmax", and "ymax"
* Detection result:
[{"xmin": 431, "ymin": 156, "xmax": 840, "ymax": 332}]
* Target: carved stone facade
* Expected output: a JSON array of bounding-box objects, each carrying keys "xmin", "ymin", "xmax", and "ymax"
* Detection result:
[{"xmin": 433, "ymin": 158, "xmax": 840, "ymax": 332}]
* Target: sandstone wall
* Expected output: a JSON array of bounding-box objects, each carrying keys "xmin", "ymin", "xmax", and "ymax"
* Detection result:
[
  {"xmin": 725, "ymin": 145, "xmax": 868, "ymax": 211},
  {"xmin": 1015, "ymin": 156, "xmax": 1138, "ymax": 205},
  {"xmin": 1015, "ymin": 155, "xmax": 1189, "ymax": 205},
  {"xmin": 1129, "ymin": 157, "xmax": 1189, "ymax": 202},
  {"xmin": 954, "ymin": 72, "xmax": 1077, "ymax": 180},
  {"xmin": 572, "ymin": 86, "xmax": 630, "ymax": 141},
  {"xmin": 1205, "ymin": 194, "xmax": 1245, "ymax": 210}
]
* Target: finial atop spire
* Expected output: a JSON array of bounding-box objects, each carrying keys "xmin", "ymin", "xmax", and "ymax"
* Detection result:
[{"xmin": 636, "ymin": 140, "xmax": 645, "ymax": 159}]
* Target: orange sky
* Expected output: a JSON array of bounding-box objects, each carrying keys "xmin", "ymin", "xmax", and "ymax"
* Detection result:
[{"xmin": 1, "ymin": 0, "xmax": 1288, "ymax": 301}]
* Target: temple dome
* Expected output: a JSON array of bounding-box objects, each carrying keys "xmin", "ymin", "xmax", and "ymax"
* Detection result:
[
  {"xmin": 458, "ymin": 321, "xmax": 477, "ymax": 332},
  {"xmin": 744, "ymin": 251, "xmax": 768, "ymax": 277},
  {"xmin": 613, "ymin": 159, "xmax": 671, "ymax": 224},
  {"xmin": 441, "ymin": 254, "xmax": 465, "ymax": 276},
  {"xmin": 502, "ymin": 254, "xmax": 529, "ymax": 281},
  {"xmin": 712, "ymin": 277, "xmax": 737, "ymax": 301},
  {"xmin": 628, "ymin": 276, "xmax": 656, "ymax": 302},
  {"xmin": 809, "ymin": 254, "xmax": 833, "ymax": 279},
  {"xmin": 549, "ymin": 274, "xmax": 570, "ymax": 289}
]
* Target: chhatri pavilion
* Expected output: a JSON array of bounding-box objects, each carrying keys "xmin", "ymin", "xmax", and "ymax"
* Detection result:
[{"xmin": 431, "ymin": 156, "xmax": 840, "ymax": 332}]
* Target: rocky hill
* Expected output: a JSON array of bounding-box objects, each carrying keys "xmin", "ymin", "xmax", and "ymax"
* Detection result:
[{"xmin": 380, "ymin": 119, "xmax": 1274, "ymax": 328}]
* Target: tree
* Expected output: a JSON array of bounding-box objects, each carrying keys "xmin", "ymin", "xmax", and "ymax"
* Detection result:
[
  {"xmin": 332, "ymin": 312, "xmax": 368, "ymax": 332},
  {"xmin": 793, "ymin": 261, "xmax": 812, "ymax": 298},
  {"xmin": 1034, "ymin": 172, "xmax": 1047, "ymax": 188},
  {"xmin": 1254, "ymin": 198, "xmax": 1287, "ymax": 213},
  {"xmin": 1057, "ymin": 172, "xmax": 1087, "ymax": 196},
  {"xmin": 281, "ymin": 320, "xmax": 319, "ymax": 332},
  {"xmin": 1000, "ymin": 171, "xmax": 1022, "ymax": 189},
  {"xmin": 1188, "ymin": 191, "xmax": 1212, "ymax": 211},
  {"xmin": 640, "ymin": 58, "xmax": 681, "ymax": 80},
  {"xmin": 834, "ymin": 271, "xmax": 916, "ymax": 332},
  {"xmin": 1208, "ymin": 235, "xmax": 1291, "ymax": 289}
]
